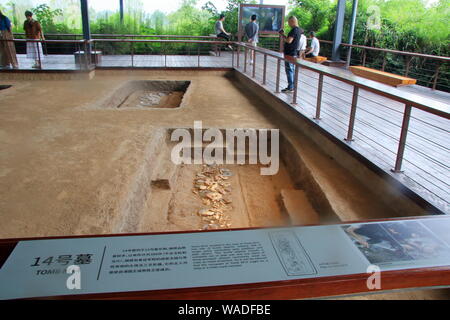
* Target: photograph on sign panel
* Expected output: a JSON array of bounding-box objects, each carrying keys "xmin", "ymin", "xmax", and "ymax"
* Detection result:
[
  {"xmin": 420, "ymin": 219, "xmax": 450, "ymax": 247},
  {"xmin": 241, "ymin": 6, "xmax": 284, "ymax": 32},
  {"xmin": 342, "ymin": 223, "xmax": 413, "ymax": 264},
  {"xmin": 382, "ymin": 221, "xmax": 450, "ymax": 260}
]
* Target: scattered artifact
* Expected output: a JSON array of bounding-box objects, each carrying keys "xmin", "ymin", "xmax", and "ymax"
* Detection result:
[
  {"xmin": 139, "ymin": 91, "xmax": 168, "ymax": 107},
  {"xmin": 193, "ymin": 165, "xmax": 234, "ymax": 230}
]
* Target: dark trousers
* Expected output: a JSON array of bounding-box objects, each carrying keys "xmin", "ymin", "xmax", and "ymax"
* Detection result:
[
  {"xmin": 217, "ymin": 32, "xmax": 230, "ymax": 41},
  {"xmin": 284, "ymin": 55, "xmax": 297, "ymax": 90}
]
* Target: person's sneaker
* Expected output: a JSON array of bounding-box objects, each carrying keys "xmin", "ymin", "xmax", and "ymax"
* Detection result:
[{"xmin": 281, "ymin": 87, "xmax": 294, "ymax": 93}]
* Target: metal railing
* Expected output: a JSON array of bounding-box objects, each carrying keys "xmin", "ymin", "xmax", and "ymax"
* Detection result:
[
  {"xmin": 90, "ymin": 38, "xmax": 234, "ymax": 68},
  {"xmin": 318, "ymin": 40, "xmax": 450, "ymax": 91},
  {"xmin": 10, "ymin": 33, "xmax": 448, "ymax": 90},
  {"xmin": 0, "ymin": 38, "xmax": 235, "ymax": 70},
  {"xmin": 1, "ymin": 37, "xmax": 448, "ymax": 178},
  {"xmin": 235, "ymin": 42, "xmax": 449, "ymax": 177}
]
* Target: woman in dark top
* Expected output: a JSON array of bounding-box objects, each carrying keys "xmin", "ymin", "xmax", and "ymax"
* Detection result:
[
  {"xmin": 0, "ymin": 10, "xmax": 18, "ymax": 69},
  {"xmin": 279, "ymin": 16, "xmax": 300, "ymax": 92}
]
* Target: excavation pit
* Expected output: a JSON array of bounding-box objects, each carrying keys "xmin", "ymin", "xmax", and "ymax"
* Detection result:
[
  {"xmin": 114, "ymin": 128, "xmax": 339, "ymax": 234},
  {"xmin": 97, "ymin": 80, "xmax": 190, "ymax": 109}
]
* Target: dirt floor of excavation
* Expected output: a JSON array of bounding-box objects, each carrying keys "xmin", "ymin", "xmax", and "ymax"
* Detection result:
[
  {"xmin": 120, "ymin": 90, "xmax": 184, "ymax": 109},
  {"xmin": 139, "ymin": 163, "xmax": 305, "ymax": 232}
]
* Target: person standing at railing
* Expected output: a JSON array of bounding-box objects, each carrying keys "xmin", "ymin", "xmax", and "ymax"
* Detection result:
[
  {"xmin": 215, "ymin": 14, "xmax": 233, "ymax": 50},
  {"xmin": 297, "ymin": 28, "xmax": 307, "ymax": 59},
  {"xmin": 23, "ymin": 10, "xmax": 44, "ymax": 69},
  {"xmin": 305, "ymin": 31, "xmax": 320, "ymax": 58},
  {"xmin": 279, "ymin": 16, "xmax": 300, "ymax": 93},
  {"xmin": 244, "ymin": 14, "xmax": 259, "ymax": 65},
  {"xmin": 0, "ymin": 10, "xmax": 18, "ymax": 69}
]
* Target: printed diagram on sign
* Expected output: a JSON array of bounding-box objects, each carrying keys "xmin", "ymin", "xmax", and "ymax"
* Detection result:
[{"xmin": 270, "ymin": 231, "xmax": 317, "ymax": 276}]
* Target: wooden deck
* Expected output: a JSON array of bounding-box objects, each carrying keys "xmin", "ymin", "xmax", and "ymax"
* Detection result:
[
  {"xmin": 13, "ymin": 53, "xmax": 232, "ymax": 69},
  {"xmin": 234, "ymin": 52, "xmax": 449, "ymax": 215},
  {"xmin": 4, "ymin": 52, "xmax": 450, "ymax": 214}
]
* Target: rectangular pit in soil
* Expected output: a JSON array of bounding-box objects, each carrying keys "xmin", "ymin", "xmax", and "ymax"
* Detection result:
[
  {"xmin": 98, "ymin": 80, "xmax": 190, "ymax": 109},
  {"xmin": 0, "ymin": 85, "xmax": 12, "ymax": 91},
  {"xmin": 113, "ymin": 128, "xmax": 339, "ymax": 234}
]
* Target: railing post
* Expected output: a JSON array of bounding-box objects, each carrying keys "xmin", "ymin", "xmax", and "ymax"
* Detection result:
[
  {"xmin": 37, "ymin": 40, "xmax": 42, "ymax": 69},
  {"xmin": 198, "ymin": 46, "xmax": 200, "ymax": 67},
  {"xmin": 362, "ymin": 49, "xmax": 366, "ymax": 67},
  {"xmin": 381, "ymin": 52, "xmax": 387, "ymax": 71},
  {"xmin": 252, "ymin": 50, "xmax": 256, "ymax": 78},
  {"xmin": 314, "ymin": 73, "xmax": 324, "ymax": 120},
  {"xmin": 345, "ymin": 86, "xmax": 359, "ymax": 141},
  {"xmin": 93, "ymin": 40, "xmax": 97, "ymax": 67},
  {"xmin": 164, "ymin": 43, "xmax": 167, "ymax": 67},
  {"xmin": 292, "ymin": 64, "xmax": 299, "ymax": 104},
  {"xmin": 77, "ymin": 42, "xmax": 81, "ymax": 70},
  {"xmin": 236, "ymin": 45, "xmax": 240, "ymax": 68},
  {"xmin": 131, "ymin": 41, "xmax": 134, "ymax": 67},
  {"xmin": 231, "ymin": 44, "xmax": 234, "ymax": 68},
  {"xmin": 392, "ymin": 104, "xmax": 412, "ymax": 173},
  {"xmin": 275, "ymin": 58, "xmax": 281, "ymax": 93},
  {"xmin": 346, "ymin": 46, "xmax": 352, "ymax": 68},
  {"xmin": 244, "ymin": 47, "xmax": 247, "ymax": 73},
  {"xmin": 432, "ymin": 63, "xmax": 440, "ymax": 90},
  {"xmin": 404, "ymin": 56, "xmax": 412, "ymax": 77},
  {"xmin": 84, "ymin": 40, "xmax": 90, "ymax": 70},
  {"xmin": 262, "ymin": 54, "xmax": 267, "ymax": 85}
]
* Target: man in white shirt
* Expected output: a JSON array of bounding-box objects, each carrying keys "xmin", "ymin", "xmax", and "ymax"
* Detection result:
[
  {"xmin": 305, "ymin": 31, "xmax": 320, "ymax": 58},
  {"xmin": 297, "ymin": 28, "xmax": 307, "ymax": 59}
]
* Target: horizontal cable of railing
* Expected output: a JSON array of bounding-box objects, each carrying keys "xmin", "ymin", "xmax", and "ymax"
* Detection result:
[
  {"xmin": 236, "ymin": 42, "xmax": 448, "ymax": 118},
  {"xmin": 235, "ymin": 42, "xmax": 448, "ymax": 185}
]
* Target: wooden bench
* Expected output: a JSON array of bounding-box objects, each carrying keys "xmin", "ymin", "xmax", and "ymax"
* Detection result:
[
  {"xmin": 350, "ymin": 66, "xmax": 417, "ymax": 87},
  {"xmin": 304, "ymin": 56, "xmax": 327, "ymax": 64}
]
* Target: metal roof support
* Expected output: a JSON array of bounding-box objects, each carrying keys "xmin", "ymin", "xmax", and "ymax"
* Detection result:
[{"xmin": 331, "ymin": 0, "xmax": 346, "ymax": 61}]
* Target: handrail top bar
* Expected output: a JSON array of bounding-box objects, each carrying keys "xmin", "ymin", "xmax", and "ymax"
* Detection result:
[
  {"xmin": 90, "ymin": 39, "xmax": 233, "ymax": 44},
  {"xmin": 13, "ymin": 32, "xmax": 217, "ymax": 38},
  {"xmin": 339, "ymin": 42, "xmax": 450, "ymax": 62},
  {"xmin": 1, "ymin": 38, "xmax": 448, "ymax": 117},
  {"xmin": 0, "ymin": 38, "xmax": 232, "ymax": 45},
  {"xmin": 2, "ymin": 38, "xmax": 85, "ymax": 43},
  {"xmin": 299, "ymin": 60, "xmax": 450, "ymax": 117},
  {"xmin": 13, "ymin": 32, "xmax": 450, "ymax": 61},
  {"xmin": 237, "ymin": 42, "xmax": 449, "ymax": 118}
]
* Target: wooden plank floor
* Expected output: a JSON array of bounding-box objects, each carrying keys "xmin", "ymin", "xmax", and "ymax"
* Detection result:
[
  {"xmin": 7, "ymin": 52, "xmax": 450, "ymax": 214},
  {"xmin": 234, "ymin": 52, "xmax": 449, "ymax": 214},
  {"xmin": 13, "ymin": 53, "xmax": 232, "ymax": 69}
]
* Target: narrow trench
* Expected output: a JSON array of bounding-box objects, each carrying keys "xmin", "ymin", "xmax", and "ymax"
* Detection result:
[
  {"xmin": 0, "ymin": 85, "xmax": 12, "ymax": 91},
  {"xmin": 112, "ymin": 128, "xmax": 340, "ymax": 234}
]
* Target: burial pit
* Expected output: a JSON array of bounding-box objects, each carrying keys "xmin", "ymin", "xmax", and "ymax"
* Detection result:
[
  {"xmin": 0, "ymin": 70, "xmax": 446, "ymax": 299},
  {"xmin": 113, "ymin": 128, "xmax": 339, "ymax": 234},
  {"xmin": 96, "ymin": 80, "xmax": 190, "ymax": 109}
]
